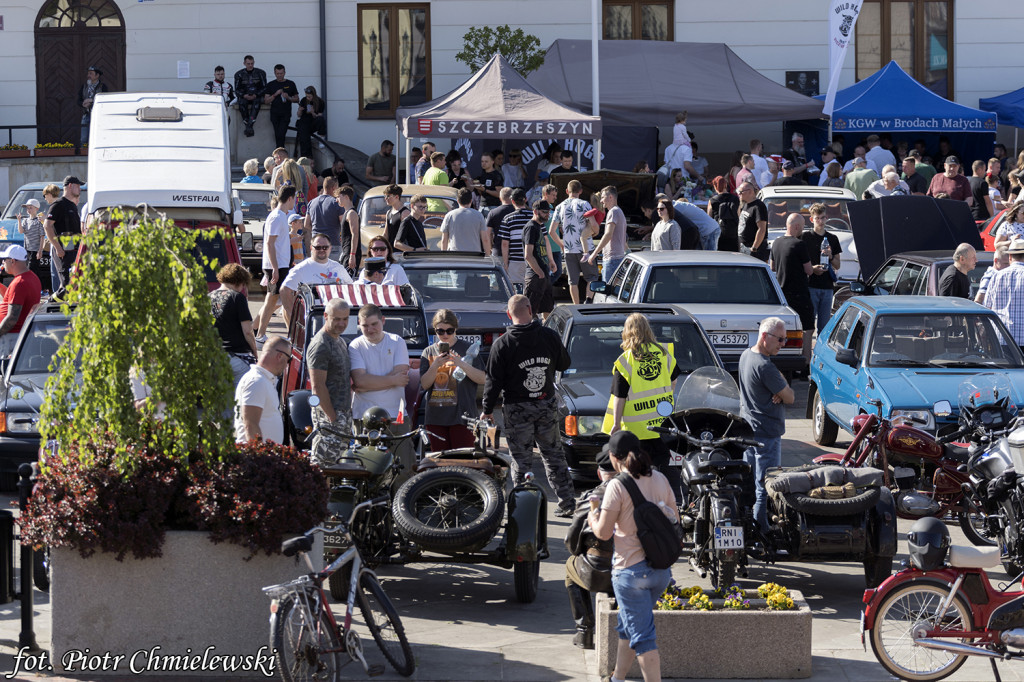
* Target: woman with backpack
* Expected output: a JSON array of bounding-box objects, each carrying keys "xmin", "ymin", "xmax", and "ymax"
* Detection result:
[{"xmin": 589, "ymin": 429, "xmax": 678, "ymax": 682}]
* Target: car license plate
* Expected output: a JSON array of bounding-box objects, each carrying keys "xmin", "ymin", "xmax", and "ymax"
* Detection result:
[
  {"xmin": 669, "ymin": 450, "xmax": 684, "ymax": 466},
  {"xmin": 323, "ymin": 533, "xmax": 345, "ymax": 549},
  {"xmin": 457, "ymin": 334, "xmax": 481, "ymax": 344},
  {"xmin": 709, "ymin": 332, "xmax": 749, "ymax": 347},
  {"xmin": 714, "ymin": 525, "xmax": 743, "ymax": 550}
]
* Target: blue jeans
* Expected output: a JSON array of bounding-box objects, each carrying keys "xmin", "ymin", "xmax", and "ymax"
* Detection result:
[
  {"xmin": 49, "ymin": 245, "xmax": 60, "ymax": 292},
  {"xmin": 744, "ymin": 435, "xmax": 782, "ymax": 530},
  {"xmin": 550, "ymin": 250, "xmax": 563, "ymax": 282},
  {"xmin": 700, "ymin": 226, "xmax": 721, "ymax": 251},
  {"xmin": 808, "ymin": 287, "xmax": 834, "ymax": 335},
  {"xmin": 602, "ymin": 256, "xmax": 624, "ymax": 284},
  {"xmin": 612, "ymin": 560, "xmax": 672, "ymax": 655}
]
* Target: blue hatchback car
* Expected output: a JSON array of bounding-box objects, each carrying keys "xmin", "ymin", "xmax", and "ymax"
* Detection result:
[{"xmin": 807, "ymin": 296, "xmax": 1024, "ymax": 445}]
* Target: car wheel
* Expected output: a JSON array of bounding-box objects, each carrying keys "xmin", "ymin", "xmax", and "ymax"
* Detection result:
[{"xmin": 812, "ymin": 391, "xmax": 839, "ymax": 446}]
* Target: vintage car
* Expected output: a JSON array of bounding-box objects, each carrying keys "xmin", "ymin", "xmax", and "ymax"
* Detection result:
[
  {"xmin": 358, "ymin": 184, "xmax": 459, "ymax": 252},
  {"xmin": 831, "ymin": 249, "xmax": 994, "ymax": 312},
  {"xmin": 281, "ymin": 282, "xmax": 429, "ymax": 447},
  {"xmin": 230, "ymin": 181, "xmax": 275, "ymax": 277},
  {"xmin": 759, "ymin": 185, "xmax": 860, "ymax": 284},
  {"xmin": 545, "ymin": 302, "xmax": 722, "ymax": 482},
  {"xmin": 807, "ymin": 296, "xmax": 1024, "ymax": 446},
  {"xmin": 589, "ymin": 250, "xmax": 805, "ymax": 375}
]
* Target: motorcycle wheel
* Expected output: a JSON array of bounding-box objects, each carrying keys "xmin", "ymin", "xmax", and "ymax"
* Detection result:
[
  {"xmin": 513, "ymin": 559, "xmax": 540, "ymax": 603},
  {"xmin": 710, "ymin": 558, "xmax": 736, "ymax": 591},
  {"xmin": 957, "ymin": 510, "xmax": 996, "ymax": 548},
  {"xmin": 998, "ymin": 499, "xmax": 1023, "ymax": 577},
  {"xmin": 392, "ymin": 466, "xmax": 504, "ymax": 552},
  {"xmin": 869, "ymin": 582, "xmax": 972, "ymax": 682},
  {"xmin": 811, "ymin": 391, "xmax": 838, "ymax": 447}
]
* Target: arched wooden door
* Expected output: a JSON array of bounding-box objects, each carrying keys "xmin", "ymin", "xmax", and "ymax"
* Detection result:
[{"xmin": 35, "ymin": 0, "xmax": 126, "ymax": 144}]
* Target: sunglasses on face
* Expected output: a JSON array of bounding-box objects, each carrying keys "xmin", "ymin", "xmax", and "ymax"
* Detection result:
[
  {"xmin": 370, "ymin": 245, "xmax": 388, "ymax": 252},
  {"xmin": 313, "ymin": 245, "xmax": 330, "ymax": 251},
  {"xmin": 433, "ymin": 327, "xmax": 456, "ymax": 335}
]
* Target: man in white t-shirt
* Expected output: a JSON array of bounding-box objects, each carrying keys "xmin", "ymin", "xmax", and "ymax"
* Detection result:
[
  {"xmin": 255, "ymin": 185, "xmax": 296, "ymax": 340},
  {"xmin": 279, "ymin": 233, "xmax": 353, "ymax": 315},
  {"xmin": 349, "ymin": 303, "xmax": 410, "ymax": 420},
  {"xmin": 749, "ymin": 139, "xmax": 769, "ymax": 184},
  {"xmin": 550, "ymin": 179, "xmax": 596, "ymax": 305},
  {"xmin": 235, "ymin": 335, "xmax": 291, "ymax": 443},
  {"xmin": 440, "ymin": 188, "xmax": 489, "ymax": 252}
]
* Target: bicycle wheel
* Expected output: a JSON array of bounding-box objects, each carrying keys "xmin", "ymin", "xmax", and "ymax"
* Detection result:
[
  {"xmin": 356, "ymin": 572, "xmax": 415, "ymax": 677},
  {"xmin": 272, "ymin": 590, "xmax": 342, "ymax": 682},
  {"xmin": 868, "ymin": 582, "xmax": 972, "ymax": 682}
]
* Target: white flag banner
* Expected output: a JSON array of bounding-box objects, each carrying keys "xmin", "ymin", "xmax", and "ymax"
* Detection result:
[{"xmin": 823, "ymin": 0, "xmax": 864, "ymax": 118}]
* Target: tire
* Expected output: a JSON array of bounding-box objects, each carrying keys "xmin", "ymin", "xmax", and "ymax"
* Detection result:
[
  {"xmin": 958, "ymin": 510, "xmax": 996, "ymax": 548},
  {"xmin": 710, "ymin": 558, "xmax": 737, "ymax": 592},
  {"xmin": 998, "ymin": 499, "xmax": 1023, "ymax": 577},
  {"xmin": 328, "ymin": 562, "xmax": 352, "ymax": 603},
  {"xmin": 782, "ymin": 486, "xmax": 880, "ymax": 516},
  {"xmin": 272, "ymin": 590, "xmax": 342, "ymax": 682},
  {"xmin": 33, "ymin": 546, "xmax": 50, "ymax": 593},
  {"xmin": 863, "ymin": 554, "xmax": 892, "ymax": 588},
  {"xmin": 811, "ymin": 391, "xmax": 838, "ymax": 447},
  {"xmin": 514, "ymin": 559, "xmax": 540, "ymax": 603},
  {"xmin": 392, "ymin": 466, "xmax": 504, "ymax": 551},
  {"xmin": 868, "ymin": 582, "xmax": 972, "ymax": 682},
  {"xmin": 356, "ymin": 572, "xmax": 415, "ymax": 677}
]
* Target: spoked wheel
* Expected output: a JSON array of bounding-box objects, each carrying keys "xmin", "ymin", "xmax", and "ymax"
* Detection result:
[
  {"xmin": 998, "ymin": 499, "xmax": 1023, "ymax": 576},
  {"xmin": 514, "ymin": 559, "xmax": 541, "ymax": 603},
  {"xmin": 868, "ymin": 583, "xmax": 973, "ymax": 682},
  {"xmin": 271, "ymin": 591, "xmax": 342, "ymax": 682},
  {"xmin": 393, "ymin": 466, "xmax": 504, "ymax": 551},
  {"xmin": 958, "ymin": 510, "xmax": 997, "ymax": 547},
  {"xmin": 356, "ymin": 572, "xmax": 415, "ymax": 677}
]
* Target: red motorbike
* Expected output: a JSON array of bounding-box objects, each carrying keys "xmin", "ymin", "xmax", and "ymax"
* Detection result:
[
  {"xmin": 862, "ymin": 518, "xmax": 1024, "ymax": 682},
  {"xmin": 814, "ymin": 398, "xmax": 993, "ymax": 546}
]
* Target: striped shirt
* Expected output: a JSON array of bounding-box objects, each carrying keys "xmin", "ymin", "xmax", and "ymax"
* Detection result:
[
  {"xmin": 984, "ymin": 261, "xmax": 1024, "ymax": 345},
  {"xmin": 499, "ymin": 207, "xmax": 532, "ymax": 263}
]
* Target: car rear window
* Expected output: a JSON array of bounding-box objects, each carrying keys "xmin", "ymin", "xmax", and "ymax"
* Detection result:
[
  {"xmin": 237, "ymin": 188, "xmax": 273, "ymax": 224},
  {"xmin": 761, "ymin": 197, "xmax": 852, "ymax": 231},
  {"xmin": 643, "ymin": 265, "xmax": 781, "ymax": 305},
  {"xmin": 564, "ymin": 322, "xmax": 716, "ymax": 374},
  {"xmin": 12, "ymin": 318, "xmax": 75, "ymax": 375},
  {"xmin": 404, "ymin": 267, "xmax": 513, "ymax": 304}
]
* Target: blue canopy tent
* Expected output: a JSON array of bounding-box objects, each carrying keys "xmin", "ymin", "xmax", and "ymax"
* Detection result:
[
  {"xmin": 817, "ymin": 61, "xmax": 997, "ymax": 167},
  {"xmin": 980, "ymin": 87, "xmax": 1024, "ymax": 154}
]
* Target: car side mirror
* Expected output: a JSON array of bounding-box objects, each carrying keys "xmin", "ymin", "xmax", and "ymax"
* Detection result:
[
  {"xmin": 850, "ymin": 281, "xmax": 866, "ymax": 294},
  {"xmin": 933, "ymin": 400, "xmax": 952, "ymax": 418},
  {"xmin": 589, "ymin": 281, "xmax": 609, "ymax": 294},
  {"xmin": 836, "ymin": 348, "xmax": 859, "ymax": 368}
]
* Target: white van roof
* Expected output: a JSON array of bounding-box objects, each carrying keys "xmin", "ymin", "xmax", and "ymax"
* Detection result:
[{"xmin": 86, "ymin": 92, "xmax": 232, "ymax": 215}]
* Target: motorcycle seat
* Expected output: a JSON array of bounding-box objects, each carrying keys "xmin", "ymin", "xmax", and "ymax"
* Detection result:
[
  {"xmin": 321, "ymin": 461, "xmax": 373, "ymax": 480},
  {"xmin": 942, "ymin": 443, "xmax": 970, "ymax": 464},
  {"xmin": 948, "ymin": 544, "xmax": 1002, "ymax": 569}
]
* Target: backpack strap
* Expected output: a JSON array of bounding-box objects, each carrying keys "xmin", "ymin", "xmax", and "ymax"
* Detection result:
[{"xmin": 616, "ymin": 472, "xmax": 647, "ymax": 507}]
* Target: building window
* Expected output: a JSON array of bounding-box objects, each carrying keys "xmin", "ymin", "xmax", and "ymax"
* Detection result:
[
  {"xmin": 358, "ymin": 3, "xmax": 430, "ymax": 119},
  {"xmin": 856, "ymin": 0, "xmax": 952, "ymax": 98},
  {"xmin": 603, "ymin": 1, "xmax": 672, "ymax": 41}
]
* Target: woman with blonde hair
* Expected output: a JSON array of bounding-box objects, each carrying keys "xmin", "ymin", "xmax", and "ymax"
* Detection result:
[
  {"xmin": 278, "ymin": 159, "xmax": 308, "ymax": 215},
  {"xmin": 602, "ymin": 313, "xmax": 681, "ymax": 504}
]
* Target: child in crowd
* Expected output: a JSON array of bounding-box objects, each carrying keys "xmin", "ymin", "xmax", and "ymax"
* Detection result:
[
  {"xmin": 288, "ymin": 213, "xmax": 306, "ymax": 264},
  {"xmin": 672, "ymin": 111, "xmax": 692, "ymax": 151}
]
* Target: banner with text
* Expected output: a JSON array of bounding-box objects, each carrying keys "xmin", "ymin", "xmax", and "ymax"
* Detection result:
[{"xmin": 823, "ymin": 0, "xmax": 864, "ymax": 119}]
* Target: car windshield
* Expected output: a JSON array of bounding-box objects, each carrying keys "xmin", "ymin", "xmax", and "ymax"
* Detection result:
[
  {"xmin": 563, "ymin": 321, "xmax": 716, "ymax": 375},
  {"xmin": 359, "ymin": 194, "xmax": 456, "ymax": 229},
  {"xmin": 236, "ymin": 188, "xmax": 273, "ymax": 224},
  {"xmin": 762, "ymin": 197, "xmax": 853, "ymax": 231},
  {"xmin": 12, "ymin": 318, "xmax": 75, "ymax": 375},
  {"xmin": 868, "ymin": 313, "xmax": 1024, "ymax": 368},
  {"xmin": 404, "ymin": 267, "xmax": 513, "ymax": 304},
  {"xmin": 643, "ymin": 265, "xmax": 781, "ymax": 305}
]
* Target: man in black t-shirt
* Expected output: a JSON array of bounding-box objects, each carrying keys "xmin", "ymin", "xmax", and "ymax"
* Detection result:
[
  {"xmin": 770, "ymin": 213, "xmax": 814, "ymax": 368},
  {"xmin": 801, "ymin": 204, "xmax": 843, "ymax": 335},
  {"xmin": 485, "ymin": 187, "xmax": 515, "ymax": 258},
  {"xmin": 395, "ymin": 194, "xmax": 428, "ymax": 252},
  {"xmin": 43, "ymin": 175, "xmax": 83, "ymax": 299},
  {"xmin": 523, "ymin": 200, "xmax": 556, "ymax": 318},
  {"xmin": 475, "ymin": 153, "xmax": 503, "ymax": 207},
  {"xmin": 901, "ymin": 157, "xmax": 929, "ymax": 195},
  {"xmin": 737, "ymin": 183, "xmax": 769, "ymax": 261},
  {"xmin": 262, "ymin": 64, "xmax": 299, "ymax": 148},
  {"xmin": 320, "ymin": 158, "xmax": 350, "ymax": 186},
  {"xmin": 938, "ymin": 243, "xmax": 977, "ymax": 299}
]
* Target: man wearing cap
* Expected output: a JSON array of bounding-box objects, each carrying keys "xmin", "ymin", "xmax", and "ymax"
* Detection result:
[
  {"xmin": 482, "ymin": 294, "xmax": 575, "ymax": 517},
  {"xmin": 15, "ymin": 199, "xmax": 45, "ymax": 273},
  {"xmin": 280, "ymin": 233, "xmax": 352, "ymax": 314},
  {"xmin": 775, "ymin": 159, "xmax": 806, "ymax": 186},
  {"xmin": 760, "ymin": 155, "xmax": 783, "ymax": 188},
  {"xmin": 844, "ymin": 157, "xmax": 879, "ymax": 200},
  {"xmin": 77, "ymin": 66, "xmax": 108, "ymax": 146},
  {"xmin": 563, "ymin": 448, "xmax": 616, "ymax": 650},
  {"xmin": 354, "ymin": 257, "xmax": 388, "ymax": 285},
  {"xmin": 262, "ymin": 64, "xmax": 298, "ymax": 149},
  {"xmin": 523, "ymin": 200, "xmax": 558, "ymax": 321},
  {"xmin": 928, "ymin": 156, "xmax": 973, "ymax": 204},
  {"xmin": 0, "ymin": 245, "xmax": 42, "ymax": 357},
  {"xmin": 366, "ymin": 140, "xmax": 397, "ymax": 186},
  {"xmin": 43, "ymin": 176, "xmax": 83, "ymax": 300},
  {"xmin": 984, "ymin": 238, "xmax": 1024, "ymax": 353},
  {"xmin": 499, "ymin": 189, "xmax": 532, "ymax": 292},
  {"xmin": 818, "ymin": 147, "xmax": 840, "ymax": 186}
]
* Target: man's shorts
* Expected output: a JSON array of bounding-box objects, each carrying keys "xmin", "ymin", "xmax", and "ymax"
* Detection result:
[
  {"xmin": 525, "ymin": 274, "xmax": 555, "ymax": 315},
  {"xmin": 564, "ymin": 252, "xmax": 599, "ymax": 285},
  {"xmin": 263, "ymin": 267, "xmax": 290, "ymax": 295}
]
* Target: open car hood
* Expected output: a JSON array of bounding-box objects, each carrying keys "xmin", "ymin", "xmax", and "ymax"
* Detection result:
[{"xmin": 848, "ymin": 196, "xmax": 983, "ymax": 279}]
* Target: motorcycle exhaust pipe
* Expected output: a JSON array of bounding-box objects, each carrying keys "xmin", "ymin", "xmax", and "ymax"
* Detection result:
[
  {"xmin": 914, "ymin": 638, "xmax": 1003, "ymax": 659},
  {"xmin": 689, "ymin": 556, "xmax": 707, "ymax": 578}
]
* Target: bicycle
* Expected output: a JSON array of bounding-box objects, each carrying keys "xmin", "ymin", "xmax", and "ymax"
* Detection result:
[{"xmin": 263, "ymin": 496, "xmax": 415, "ymax": 680}]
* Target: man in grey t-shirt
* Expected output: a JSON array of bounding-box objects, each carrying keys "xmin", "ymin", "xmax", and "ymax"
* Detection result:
[
  {"xmin": 440, "ymin": 188, "xmax": 490, "ymax": 252},
  {"xmin": 738, "ymin": 316, "xmax": 794, "ymax": 530},
  {"xmin": 307, "ymin": 297, "xmax": 351, "ymax": 464},
  {"xmin": 305, "ymin": 176, "xmax": 343, "ymax": 259}
]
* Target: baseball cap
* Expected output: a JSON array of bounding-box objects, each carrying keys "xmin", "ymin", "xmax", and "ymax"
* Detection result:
[
  {"xmin": 304, "ymin": 86, "xmax": 314, "ymax": 94},
  {"xmin": 63, "ymin": 175, "xmax": 83, "ymax": 187},
  {"xmin": 602, "ymin": 430, "xmax": 642, "ymax": 459},
  {"xmin": 944, "ymin": 155, "xmax": 961, "ymax": 166},
  {"xmin": 781, "ymin": 159, "xmax": 795, "ymax": 170},
  {"xmin": 596, "ymin": 449, "xmax": 615, "ymax": 473},
  {"xmin": 287, "ymin": 213, "xmax": 303, "ymax": 223},
  {"xmin": 538, "ymin": 170, "xmax": 550, "ymax": 180},
  {"xmin": 0, "ymin": 244, "xmax": 29, "ymax": 261},
  {"xmin": 854, "ymin": 156, "xmax": 867, "ymax": 166},
  {"xmin": 87, "ymin": 66, "xmax": 102, "ymax": 76},
  {"xmin": 768, "ymin": 154, "xmax": 784, "ymax": 164},
  {"xmin": 821, "ymin": 147, "xmax": 836, "ymax": 156},
  {"xmin": 533, "ymin": 199, "xmax": 553, "ymax": 212},
  {"xmin": 21, "ymin": 198, "xmax": 40, "ymax": 209}
]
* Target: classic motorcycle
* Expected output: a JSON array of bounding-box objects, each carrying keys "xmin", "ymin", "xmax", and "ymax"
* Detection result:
[
  {"xmin": 314, "ymin": 405, "xmax": 548, "ymax": 603},
  {"xmin": 862, "ymin": 516, "xmax": 1024, "ymax": 682}
]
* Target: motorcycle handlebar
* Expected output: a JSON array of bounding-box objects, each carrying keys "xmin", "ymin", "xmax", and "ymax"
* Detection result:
[
  {"xmin": 647, "ymin": 425, "xmax": 762, "ymax": 449},
  {"xmin": 937, "ymin": 428, "xmax": 967, "ymax": 445}
]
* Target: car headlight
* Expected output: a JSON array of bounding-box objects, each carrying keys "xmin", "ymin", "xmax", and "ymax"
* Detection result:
[
  {"xmin": 890, "ymin": 409, "xmax": 934, "ymax": 430},
  {"xmin": 0, "ymin": 412, "xmax": 39, "ymax": 434},
  {"xmin": 576, "ymin": 416, "xmax": 605, "ymax": 436}
]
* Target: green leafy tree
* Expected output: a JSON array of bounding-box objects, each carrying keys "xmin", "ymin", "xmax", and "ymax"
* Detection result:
[
  {"xmin": 455, "ymin": 25, "xmax": 545, "ymax": 77},
  {"xmin": 42, "ymin": 210, "xmax": 234, "ymax": 471}
]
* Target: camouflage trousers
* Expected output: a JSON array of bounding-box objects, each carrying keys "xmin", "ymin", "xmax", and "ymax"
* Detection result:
[
  {"xmin": 503, "ymin": 398, "xmax": 575, "ymax": 509},
  {"xmin": 311, "ymin": 406, "xmax": 352, "ymax": 467}
]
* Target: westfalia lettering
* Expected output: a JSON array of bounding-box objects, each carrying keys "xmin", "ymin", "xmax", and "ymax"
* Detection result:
[
  {"xmin": 171, "ymin": 194, "xmax": 219, "ymax": 202},
  {"xmin": 435, "ymin": 121, "xmax": 594, "ymax": 136}
]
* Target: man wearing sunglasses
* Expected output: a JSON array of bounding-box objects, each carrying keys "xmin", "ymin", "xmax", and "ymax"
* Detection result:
[
  {"xmin": 279, "ymin": 234, "xmax": 352, "ymax": 319},
  {"xmin": 235, "ymin": 335, "xmax": 292, "ymax": 444}
]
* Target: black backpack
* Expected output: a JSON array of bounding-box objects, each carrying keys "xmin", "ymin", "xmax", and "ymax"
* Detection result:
[{"xmin": 616, "ymin": 473, "xmax": 682, "ymax": 569}]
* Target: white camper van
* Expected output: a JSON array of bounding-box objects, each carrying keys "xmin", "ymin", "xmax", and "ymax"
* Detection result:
[{"xmin": 86, "ymin": 92, "xmax": 243, "ymax": 287}]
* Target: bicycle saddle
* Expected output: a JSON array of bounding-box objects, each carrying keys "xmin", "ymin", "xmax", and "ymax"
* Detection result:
[{"xmin": 282, "ymin": 534, "xmax": 314, "ymax": 557}]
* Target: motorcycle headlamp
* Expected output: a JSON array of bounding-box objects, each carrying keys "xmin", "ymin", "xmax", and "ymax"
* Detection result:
[{"xmin": 891, "ymin": 409, "xmax": 934, "ymax": 431}]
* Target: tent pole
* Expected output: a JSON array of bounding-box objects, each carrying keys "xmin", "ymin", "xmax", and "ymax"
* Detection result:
[{"xmin": 591, "ymin": 0, "xmax": 601, "ymax": 170}]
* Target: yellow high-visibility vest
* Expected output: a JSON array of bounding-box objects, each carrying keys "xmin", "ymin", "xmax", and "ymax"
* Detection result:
[{"xmin": 601, "ymin": 343, "xmax": 675, "ymax": 440}]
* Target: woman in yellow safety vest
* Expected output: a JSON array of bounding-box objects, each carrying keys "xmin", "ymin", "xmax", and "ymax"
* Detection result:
[{"xmin": 602, "ymin": 313, "xmax": 682, "ymax": 504}]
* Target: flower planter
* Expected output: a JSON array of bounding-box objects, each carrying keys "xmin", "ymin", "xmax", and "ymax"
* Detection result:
[
  {"xmin": 34, "ymin": 148, "xmax": 77, "ymax": 157},
  {"xmin": 595, "ymin": 590, "xmax": 812, "ymax": 679},
  {"xmin": 0, "ymin": 149, "xmax": 31, "ymax": 159},
  {"xmin": 51, "ymin": 530, "xmax": 323, "ymax": 677}
]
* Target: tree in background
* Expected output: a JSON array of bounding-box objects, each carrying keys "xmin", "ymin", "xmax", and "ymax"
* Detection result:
[{"xmin": 456, "ymin": 25, "xmax": 545, "ymax": 77}]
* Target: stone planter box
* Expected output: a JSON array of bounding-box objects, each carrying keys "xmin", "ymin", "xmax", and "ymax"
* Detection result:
[
  {"xmin": 52, "ymin": 530, "xmax": 323, "ymax": 677},
  {"xmin": 34, "ymin": 148, "xmax": 77, "ymax": 157},
  {"xmin": 596, "ymin": 590, "xmax": 812, "ymax": 679},
  {"xmin": 0, "ymin": 149, "xmax": 31, "ymax": 159}
]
